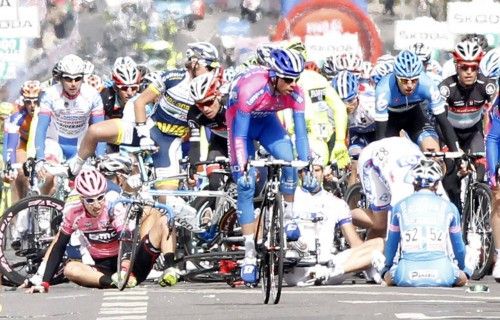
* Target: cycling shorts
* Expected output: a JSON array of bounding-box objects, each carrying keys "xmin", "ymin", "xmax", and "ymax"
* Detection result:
[
  {"xmin": 386, "ymin": 106, "xmax": 438, "ymax": 145},
  {"xmin": 389, "ymin": 257, "xmax": 460, "ymax": 287},
  {"xmin": 44, "ymin": 138, "xmax": 73, "ymax": 163},
  {"xmin": 348, "ymin": 130, "xmax": 376, "ymax": 160}
]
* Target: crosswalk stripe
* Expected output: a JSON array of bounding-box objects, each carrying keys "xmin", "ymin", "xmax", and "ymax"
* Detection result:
[
  {"xmin": 99, "ymin": 308, "xmax": 148, "ymax": 314},
  {"xmin": 103, "ymin": 290, "xmax": 148, "ymax": 296},
  {"xmin": 101, "ymin": 302, "xmax": 148, "ymax": 307},
  {"xmin": 98, "ymin": 290, "xmax": 149, "ymax": 319},
  {"xmin": 103, "ymin": 296, "xmax": 149, "ymax": 301},
  {"xmin": 96, "ymin": 316, "xmax": 147, "ymax": 320}
]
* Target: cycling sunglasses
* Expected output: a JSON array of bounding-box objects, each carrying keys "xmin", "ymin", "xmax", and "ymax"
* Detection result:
[
  {"xmin": 396, "ymin": 76, "xmax": 419, "ymax": 85},
  {"xmin": 279, "ymin": 76, "xmax": 300, "ymax": 84},
  {"xmin": 196, "ymin": 96, "xmax": 216, "ymax": 108},
  {"xmin": 343, "ymin": 96, "xmax": 358, "ymax": 105},
  {"xmin": 117, "ymin": 84, "xmax": 140, "ymax": 92},
  {"xmin": 62, "ymin": 75, "xmax": 83, "ymax": 82},
  {"xmin": 24, "ymin": 98, "xmax": 39, "ymax": 104},
  {"xmin": 82, "ymin": 194, "xmax": 105, "ymax": 204},
  {"xmin": 458, "ymin": 64, "xmax": 479, "ymax": 72}
]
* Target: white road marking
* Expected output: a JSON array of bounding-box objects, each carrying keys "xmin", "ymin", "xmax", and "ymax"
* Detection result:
[
  {"xmin": 395, "ymin": 313, "xmax": 500, "ymax": 319},
  {"xmin": 99, "ymin": 308, "xmax": 148, "ymax": 314},
  {"xmin": 96, "ymin": 316, "xmax": 146, "ymax": 320},
  {"xmin": 97, "ymin": 290, "xmax": 149, "ymax": 320},
  {"xmin": 339, "ymin": 300, "xmax": 484, "ymax": 304},
  {"xmin": 101, "ymin": 302, "xmax": 148, "ymax": 307},
  {"xmin": 103, "ymin": 296, "xmax": 149, "ymax": 301},
  {"xmin": 103, "ymin": 290, "xmax": 148, "ymax": 296}
]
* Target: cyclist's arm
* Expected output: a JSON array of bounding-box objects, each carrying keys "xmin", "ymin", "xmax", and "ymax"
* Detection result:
[
  {"xmin": 233, "ymin": 109, "xmax": 251, "ymax": 170},
  {"xmin": 325, "ymin": 85, "xmax": 348, "ymax": 144},
  {"xmin": 448, "ymin": 204, "xmax": 466, "ymax": 271},
  {"xmin": 42, "ymin": 231, "xmax": 71, "ymax": 283},
  {"xmin": 340, "ymin": 220, "xmax": 363, "ymax": 248},
  {"xmin": 34, "ymin": 109, "xmax": 51, "ymax": 160},
  {"xmin": 292, "ymin": 110, "xmax": 309, "ymax": 161},
  {"xmin": 486, "ymin": 111, "xmax": 500, "ymax": 178},
  {"xmin": 187, "ymin": 108, "xmax": 202, "ymax": 167},
  {"xmin": 134, "ymin": 85, "xmax": 160, "ymax": 124},
  {"xmin": 383, "ymin": 209, "xmax": 401, "ymax": 271},
  {"xmin": 3, "ymin": 111, "xmax": 25, "ymax": 164},
  {"xmin": 374, "ymin": 81, "xmax": 389, "ymax": 140}
]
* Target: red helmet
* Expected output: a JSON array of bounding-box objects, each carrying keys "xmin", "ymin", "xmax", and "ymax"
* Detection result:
[{"xmin": 304, "ymin": 61, "xmax": 320, "ymax": 73}]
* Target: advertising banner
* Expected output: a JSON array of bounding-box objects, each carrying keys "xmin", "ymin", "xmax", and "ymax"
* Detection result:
[
  {"xmin": 394, "ymin": 17, "xmax": 455, "ymax": 50},
  {"xmin": 0, "ymin": 38, "xmax": 27, "ymax": 62},
  {"xmin": 447, "ymin": 0, "xmax": 500, "ymax": 34},
  {"xmin": 0, "ymin": 5, "xmax": 40, "ymax": 38}
]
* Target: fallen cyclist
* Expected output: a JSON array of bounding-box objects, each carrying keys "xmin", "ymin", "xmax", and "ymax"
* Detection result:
[{"xmin": 21, "ymin": 168, "xmax": 173, "ymax": 293}]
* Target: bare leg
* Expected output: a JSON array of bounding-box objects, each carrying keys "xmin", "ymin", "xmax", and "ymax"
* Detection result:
[
  {"xmin": 351, "ymin": 208, "xmax": 374, "ymax": 229},
  {"xmin": 78, "ymin": 119, "xmax": 122, "ymax": 160},
  {"xmin": 341, "ymin": 238, "xmax": 384, "ymax": 273},
  {"xmin": 366, "ymin": 210, "xmax": 388, "ymax": 239},
  {"xmin": 63, "ymin": 261, "xmax": 108, "ymax": 288}
]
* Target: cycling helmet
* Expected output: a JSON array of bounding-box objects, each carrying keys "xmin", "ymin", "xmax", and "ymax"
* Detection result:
[
  {"xmin": 190, "ymin": 71, "xmax": 220, "ymax": 101},
  {"xmin": 335, "ymin": 52, "xmax": 363, "ymax": 73},
  {"xmin": 59, "ymin": 54, "xmax": 85, "ymax": 76},
  {"xmin": 322, "ymin": 56, "xmax": 338, "ymax": 79},
  {"xmin": 370, "ymin": 61, "xmax": 394, "ymax": 84},
  {"xmin": 21, "ymin": 80, "xmax": 41, "ymax": 98},
  {"xmin": 85, "ymin": 74, "xmax": 104, "ymax": 92},
  {"xmin": 83, "ymin": 60, "xmax": 95, "ymax": 76},
  {"xmin": 409, "ymin": 42, "xmax": 432, "ymax": 64},
  {"xmin": 140, "ymin": 71, "xmax": 162, "ymax": 92},
  {"xmin": 222, "ymin": 66, "xmax": 236, "ymax": 83},
  {"xmin": 256, "ymin": 44, "xmax": 275, "ymax": 67},
  {"xmin": 136, "ymin": 65, "xmax": 150, "ymax": 79},
  {"xmin": 309, "ymin": 137, "xmax": 329, "ymax": 167},
  {"xmin": 393, "ymin": 50, "xmax": 424, "ymax": 78},
  {"xmin": 332, "ymin": 71, "xmax": 359, "ymax": 101},
  {"xmin": 453, "ymin": 40, "xmax": 484, "ymax": 63},
  {"xmin": 460, "ymin": 33, "xmax": 489, "ymax": 51},
  {"xmin": 426, "ymin": 59, "xmax": 443, "ymax": 76},
  {"xmin": 52, "ymin": 61, "xmax": 62, "ymax": 79},
  {"xmin": 268, "ymin": 48, "xmax": 305, "ymax": 78},
  {"xmin": 410, "ymin": 158, "xmax": 443, "ymax": 188},
  {"xmin": 286, "ymin": 39, "xmax": 307, "ymax": 61},
  {"xmin": 0, "ymin": 102, "xmax": 14, "ymax": 118},
  {"xmin": 480, "ymin": 48, "xmax": 500, "ymax": 79},
  {"xmin": 75, "ymin": 168, "xmax": 107, "ymax": 197},
  {"xmin": 186, "ymin": 42, "xmax": 220, "ymax": 68},
  {"xmin": 98, "ymin": 153, "xmax": 132, "ymax": 176},
  {"xmin": 360, "ymin": 61, "xmax": 373, "ymax": 80},
  {"xmin": 241, "ymin": 55, "xmax": 259, "ymax": 68},
  {"xmin": 376, "ymin": 53, "xmax": 395, "ymax": 64},
  {"xmin": 304, "ymin": 61, "xmax": 321, "ymax": 74},
  {"xmin": 112, "ymin": 57, "xmax": 140, "ymax": 86}
]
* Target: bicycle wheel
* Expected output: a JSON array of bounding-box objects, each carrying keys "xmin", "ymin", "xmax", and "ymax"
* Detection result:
[
  {"xmin": 344, "ymin": 182, "xmax": 367, "ymax": 210},
  {"xmin": 0, "ymin": 196, "xmax": 64, "ymax": 286},
  {"xmin": 115, "ymin": 206, "xmax": 142, "ymax": 290},
  {"xmin": 183, "ymin": 250, "xmax": 244, "ymax": 283},
  {"xmin": 261, "ymin": 193, "xmax": 284, "ymax": 304},
  {"xmin": 462, "ymin": 182, "xmax": 494, "ymax": 280}
]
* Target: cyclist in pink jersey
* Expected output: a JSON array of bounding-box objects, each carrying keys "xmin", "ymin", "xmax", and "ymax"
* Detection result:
[
  {"xmin": 24, "ymin": 169, "xmax": 172, "ymax": 293},
  {"xmin": 226, "ymin": 48, "xmax": 311, "ymax": 284}
]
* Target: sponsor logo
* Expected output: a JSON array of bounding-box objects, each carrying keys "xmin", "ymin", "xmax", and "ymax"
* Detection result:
[
  {"xmin": 439, "ymin": 85, "xmax": 450, "ymax": 98},
  {"xmin": 87, "ymin": 230, "xmax": 117, "ymax": 243},
  {"xmin": 246, "ymin": 89, "xmax": 265, "ymax": 106},
  {"xmin": 486, "ymin": 83, "xmax": 496, "ymax": 95},
  {"xmin": 410, "ymin": 269, "xmax": 438, "ymax": 280}
]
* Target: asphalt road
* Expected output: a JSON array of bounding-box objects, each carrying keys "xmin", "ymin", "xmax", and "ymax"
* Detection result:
[{"xmin": 1, "ymin": 276, "xmax": 499, "ymax": 320}]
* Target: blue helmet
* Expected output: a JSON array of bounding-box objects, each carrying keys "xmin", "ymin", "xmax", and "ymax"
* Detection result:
[
  {"xmin": 268, "ymin": 48, "xmax": 305, "ymax": 78},
  {"xmin": 394, "ymin": 50, "xmax": 424, "ymax": 78},
  {"xmin": 332, "ymin": 71, "xmax": 359, "ymax": 101},
  {"xmin": 370, "ymin": 61, "xmax": 394, "ymax": 85}
]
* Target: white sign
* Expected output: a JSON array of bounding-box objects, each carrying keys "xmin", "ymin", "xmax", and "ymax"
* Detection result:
[
  {"xmin": 0, "ymin": 0, "xmax": 19, "ymax": 17},
  {"xmin": 447, "ymin": 1, "xmax": 500, "ymax": 34},
  {"xmin": 0, "ymin": 38, "xmax": 27, "ymax": 62},
  {"xmin": 0, "ymin": 6, "xmax": 39, "ymax": 38},
  {"xmin": 394, "ymin": 17, "xmax": 455, "ymax": 50},
  {"xmin": 0, "ymin": 61, "xmax": 17, "ymax": 80},
  {"xmin": 305, "ymin": 32, "xmax": 362, "ymax": 63}
]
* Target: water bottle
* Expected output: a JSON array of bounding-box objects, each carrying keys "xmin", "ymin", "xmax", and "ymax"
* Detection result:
[{"xmin": 170, "ymin": 197, "xmax": 199, "ymax": 232}]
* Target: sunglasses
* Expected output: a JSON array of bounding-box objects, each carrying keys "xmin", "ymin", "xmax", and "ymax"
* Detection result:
[
  {"xmin": 82, "ymin": 194, "xmax": 105, "ymax": 204},
  {"xmin": 196, "ymin": 96, "xmax": 216, "ymax": 108},
  {"xmin": 397, "ymin": 77, "xmax": 419, "ymax": 85},
  {"xmin": 458, "ymin": 64, "xmax": 479, "ymax": 72},
  {"xmin": 343, "ymin": 96, "xmax": 358, "ymax": 105},
  {"xmin": 24, "ymin": 98, "xmax": 39, "ymax": 104},
  {"xmin": 280, "ymin": 77, "xmax": 299, "ymax": 84},
  {"xmin": 62, "ymin": 75, "xmax": 83, "ymax": 82},
  {"xmin": 117, "ymin": 84, "xmax": 140, "ymax": 92}
]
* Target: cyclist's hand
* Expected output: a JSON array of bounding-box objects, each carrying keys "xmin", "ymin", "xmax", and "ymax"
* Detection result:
[
  {"xmin": 488, "ymin": 171, "xmax": 497, "ymax": 188},
  {"xmin": 136, "ymin": 124, "xmax": 156, "ymax": 149},
  {"xmin": 26, "ymin": 284, "xmax": 48, "ymax": 294},
  {"xmin": 302, "ymin": 171, "xmax": 320, "ymax": 193},
  {"xmin": 332, "ymin": 143, "xmax": 350, "ymax": 169},
  {"xmin": 35, "ymin": 160, "xmax": 48, "ymax": 180},
  {"xmin": 68, "ymin": 156, "xmax": 85, "ymax": 176},
  {"xmin": 237, "ymin": 174, "xmax": 253, "ymax": 190},
  {"xmin": 3, "ymin": 168, "xmax": 17, "ymax": 182}
]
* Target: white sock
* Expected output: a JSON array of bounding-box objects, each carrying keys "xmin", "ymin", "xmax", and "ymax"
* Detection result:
[
  {"xmin": 329, "ymin": 264, "xmax": 345, "ymax": 278},
  {"xmin": 284, "ymin": 201, "xmax": 293, "ymax": 220},
  {"xmin": 244, "ymin": 234, "xmax": 256, "ymax": 259}
]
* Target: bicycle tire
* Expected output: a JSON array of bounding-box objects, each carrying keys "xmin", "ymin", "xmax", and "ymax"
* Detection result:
[
  {"xmin": 183, "ymin": 250, "xmax": 244, "ymax": 283},
  {"xmin": 261, "ymin": 193, "xmax": 284, "ymax": 304},
  {"xmin": 0, "ymin": 195, "xmax": 65, "ymax": 286},
  {"xmin": 462, "ymin": 182, "xmax": 494, "ymax": 280},
  {"xmin": 115, "ymin": 205, "xmax": 142, "ymax": 290},
  {"xmin": 343, "ymin": 182, "xmax": 367, "ymax": 210}
]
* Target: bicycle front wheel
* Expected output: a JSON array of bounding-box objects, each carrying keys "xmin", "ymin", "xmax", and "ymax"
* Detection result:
[
  {"xmin": 0, "ymin": 195, "xmax": 64, "ymax": 286},
  {"xmin": 261, "ymin": 193, "xmax": 284, "ymax": 304},
  {"xmin": 115, "ymin": 205, "xmax": 142, "ymax": 290},
  {"xmin": 462, "ymin": 182, "xmax": 494, "ymax": 280}
]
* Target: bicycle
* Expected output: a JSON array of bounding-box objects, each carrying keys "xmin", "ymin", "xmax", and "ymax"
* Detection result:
[
  {"xmin": 249, "ymin": 158, "xmax": 308, "ymax": 304},
  {"xmin": 0, "ymin": 159, "xmax": 70, "ymax": 286},
  {"xmin": 424, "ymin": 151, "xmax": 494, "ymax": 280}
]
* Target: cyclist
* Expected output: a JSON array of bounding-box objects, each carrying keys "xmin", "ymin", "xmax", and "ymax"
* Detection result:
[
  {"xmin": 23, "ymin": 169, "xmax": 173, "ymax": 293},
  {"xmin": 283, "ymin": 155, "xmax": 385, "ymax": 286},
  {"xmin": 282, "ymin": 40, "xmax": 350, "ymax": 169},
  {"xmin": 332, "ymin": 71, "xmax": 375, "ymax": 186},
  {"xmin": 226, "ymin": 48, "xmax": 310, "ymax": 284},
  {"xmin": 3, "ymin": 81, "xmax": 42, "ymax": 201},
  {"xmin": 35, "ymin": 54, "xmax": 105, "ymax": 193},
  {"xmin": 370, "ymin": 60, "xmax": 394, "ymax": 87},
  {"xmin": 382, "ymin": 159, "xmax": 475, "ymax": 287},
  {"xmin": 439, "ymin": 40, "xmax": 498, "ymax": 211},
  {"xmin": 480, "ymin": 48, "xmax": 500, "ymax": 80},
  {"xmin": 101, "ymin": 57, "xmax": 142, "ymax": 120},
  {"xmin": 375, "ymin": 50, "xmax": 460, "ymax": 153},
  {"xmin": 409, "ymin": 42, "xmax": 442, "ymax": 85}
]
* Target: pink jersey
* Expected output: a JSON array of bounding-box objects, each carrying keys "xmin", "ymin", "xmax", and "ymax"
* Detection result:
[
  {"xmin": 226, "ymin": 67, "xmax": 306, "ymax": 169},
  {"xmin": 60, "ymin": 191, "xmax": 126, "ymax": 259}
]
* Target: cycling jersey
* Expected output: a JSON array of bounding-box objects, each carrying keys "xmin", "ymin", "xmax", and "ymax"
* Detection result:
[
  {"xmin": 440, "ymin": 74, "xmax": 498, "ymax": 129},
  {"xmin": 100, "ymin": 85, "xmax": 124, "ymax": 119},
  {"xmin": 3, "ymin": 105, "xmax": 32, "ymax": 164},
  {"xmin": 148, "ymin": 69, "xmax": 194, "ymax": 138},
  {"xmin": 348, "ymin": 84, "xmax": 376, "ymax": 158},
  {"xmin": 384, "ymin": 189, "xmax": 467, "ymax": 286},
  {"xmin": 35, "ymin": 83, "xmax": 105, "ymax": 160},
  {"xmin": 486, "ymin": 108, "xmax": 500, "ymax": 185}
]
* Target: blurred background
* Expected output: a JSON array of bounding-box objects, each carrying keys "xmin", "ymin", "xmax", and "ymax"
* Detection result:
[{"xmin": 0, "ymin": 0, "xmax": 499, "ymax": 101}]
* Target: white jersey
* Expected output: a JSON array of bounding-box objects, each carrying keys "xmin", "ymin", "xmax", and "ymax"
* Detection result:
[
  {"xmin": 292, "ymin": 188, "xmax": 352, "ymax": 263},
  {"xmin": 39, "ymin": 83, "xmax": 104, "ymax": 140},
  {"xmin": 349, "ymin": 83, "xmax": 376, "ymax": 133}
]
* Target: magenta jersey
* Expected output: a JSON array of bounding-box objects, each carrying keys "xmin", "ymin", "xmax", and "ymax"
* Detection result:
[
  {"xmin": 226, "ymin": 67, "xmax": 307, "ymax": 170},
  {"xmin": 60, "ymin": 191, "xmax": 126, "ymax": 259}
]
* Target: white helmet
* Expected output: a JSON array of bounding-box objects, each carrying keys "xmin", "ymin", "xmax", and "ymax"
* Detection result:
[
  {"xmin": 83, "ymin": 60, "xmax": 95, "ymax": 76},
  {"xmin": 376, "ymin": 54, "xmax": 395, "ymax": 65},
  {"xmin": 453, "ymin": 40, "xmax": 484, "ymax": 63},
  {"xmin": 186, "ymin": 42, "xmax": 220, "ymax": 68},
  {"xmin": 98, "ymin": 153, "xmax": 132, "ymax": 176},
  {"xmin": 480, "ymin": 48, "xmax": 500, "ymax": 79},
  {"xmin": 335, "ymin": 52, "xmax": 363, "ymax": 73},
  {"xmin": 112, "ymin": 57, "xmax": 140, "ymax": 86},
  {"xmin": 59, "ymin": 54, "xmax": 85, "ymax": 76},
  {"xmin": 360, "ymin": 61, "xmax": 373, "ymax": 80},
  {"xmin": 222, "ymin": 66, "xmax": 236, "ymax": 83},
  {"xmin": 410, "ymin": 159, "xmax": 443, "ymax": 188},
  {"xmin": 409, "ymin": 42, "xmax": 432, "ymax": 64},
  {"xmin": 190, "ymin": 71, "xmax": 220, "ymax": 101},
  {"xmin": 141, "ymin": 71, "xmax": 163, "ymax": 91},
  {"xmin": 370, "ymin": 61, "xmax": 394, "ymax": 84},
  {"xmin": 256, "ymin": 44, "xmax": 276, "ymax": 67}
]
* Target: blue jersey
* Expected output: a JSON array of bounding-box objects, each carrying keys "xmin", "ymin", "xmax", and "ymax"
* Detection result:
[
  {"xmin": 385, "ymin": 190, "xmax": 465, "ymax": 269},
  {"xmin": 375, "ymin": 73, "xmax": 445, "ymax": 122},
  {"xmin": 148, "ymin": 69, "xmax": 194, "ymax": 137},
  {"xmin": 486, "ymin": 106, "xmax": 500, "ymax": 181}
]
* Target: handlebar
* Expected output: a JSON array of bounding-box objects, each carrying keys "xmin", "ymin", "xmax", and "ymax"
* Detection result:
[
  {"xmin": 249, "ymin": 159, "xmax": 309, "ymax": 169},
  {"xmin": 423, "ymin": 151, "xmax": 485, "ymax": 160}
]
